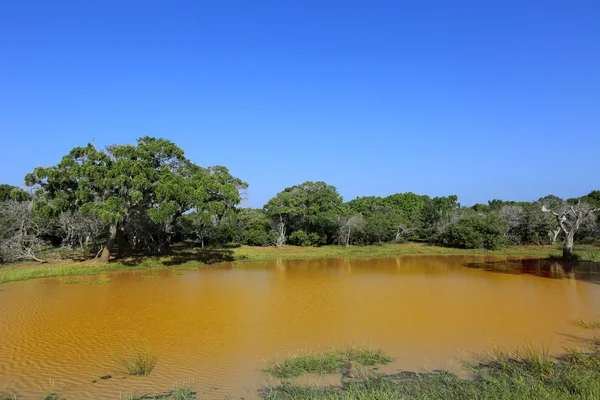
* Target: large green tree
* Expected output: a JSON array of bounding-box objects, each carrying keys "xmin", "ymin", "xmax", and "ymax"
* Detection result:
[
  {"xmin": 26, "ymin": 137, "xmax": 246, "ymax": 262},
  {"xmin": 264, "ymin": 181, "xmax": 343, "ymax": 244}
]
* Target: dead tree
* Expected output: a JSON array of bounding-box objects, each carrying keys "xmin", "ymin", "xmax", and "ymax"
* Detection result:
[
  {"xmin": 272, "ymin": 215, "xmax": 286, "ymax": 247},
  {"xmin": 542, "ymin": 201, "xmax": 598, "ymax": 259},
  {"xmin": 0, "ymin": 199, "xmax": 47, "ymax": 263},
  {"xmin": 337, "ymin": 214, "xmax": 364, "ymax": 247}
]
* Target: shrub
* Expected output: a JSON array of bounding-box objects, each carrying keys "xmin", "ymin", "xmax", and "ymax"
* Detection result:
[{"xmin": 446, "ymin": 213, "xmax": 506, "ymax": 249}]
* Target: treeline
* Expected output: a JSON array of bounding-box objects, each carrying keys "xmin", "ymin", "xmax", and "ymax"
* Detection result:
[{"xmin": 0, "ymin": 137, "xmax": 598, "ymax": 263}]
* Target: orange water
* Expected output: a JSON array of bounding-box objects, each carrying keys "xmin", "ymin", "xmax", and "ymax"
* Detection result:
[{"xmin": 1, "ymin": 256, "xmax": 599, "ymax": 399}]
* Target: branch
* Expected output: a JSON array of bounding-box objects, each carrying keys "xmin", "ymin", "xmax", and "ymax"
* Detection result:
[{"xmin": 541, "ymin": 205, "xmax": 560, "ymax": 217}]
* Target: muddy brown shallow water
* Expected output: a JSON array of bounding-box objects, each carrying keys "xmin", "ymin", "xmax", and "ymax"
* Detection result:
[{"xmin": 1, "ymin": 256, "xmax": 599, "ymax": 399}]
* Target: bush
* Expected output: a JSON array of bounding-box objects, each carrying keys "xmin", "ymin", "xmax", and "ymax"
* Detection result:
[
  {"xmin": 245, "ymin": 228, "xmax": 269, "ymax": 246},
  {"xmin": 446, "ymin": 213, "xmax": 506, "ymax": 249},
  {"xmin": 288, "ymin": 230, "xmax": 325, "ymax": 246},
  {"xmin": 288, "ymin": 230, "xmax": 312, "ymax": 246}
]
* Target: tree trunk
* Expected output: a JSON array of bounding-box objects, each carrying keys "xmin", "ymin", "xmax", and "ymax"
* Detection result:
[
  {"xmin": 563, "ymin": 231, "xmax": 575, "ymax": 259},
  {"xmin": 100, "ymin": 223, "xmax": 117, "ymax": 263},
  {"xmin": 116, "ymin": 228, "xmax": 126, "ymax": 259}
]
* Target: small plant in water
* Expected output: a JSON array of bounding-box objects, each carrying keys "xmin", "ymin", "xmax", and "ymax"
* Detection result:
[
  {"xmin": 262, "ymin": 345, "xmax": 392, "ymax": 379},
  {"xmin": 141, "ymin": 271, "xmax": 159, "ymax": 280},
  {"xmin": 59, "ymin": 278, "xmax": 80, "ymax": 284},
  {"xmin": 171, "ymin": 380, "xmax": 195, "ymax": 400},
  {"xmin": 90, "ymin": 277, "xmax": 111, "ymax": 285},
  {"xmin": 573, "ymin": 316, "xmax": 600, "ymax": 329},
  {"xmin": 119, "ymin": 392, "xmax": 137, "ymax": 400},
  {"xmin": 116, "ymin": 343, "xmax": 156, "ymax": 376}
]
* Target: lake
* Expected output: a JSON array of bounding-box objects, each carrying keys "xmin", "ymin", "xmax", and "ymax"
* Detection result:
[{"xmin": 1, "ymin": 256, "xmax": 599, "ymax": 399}]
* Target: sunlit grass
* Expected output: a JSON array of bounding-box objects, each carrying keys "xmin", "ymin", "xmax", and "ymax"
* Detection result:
[
  {"xmin": 573, "ymin": 316, "xmax": 600, "ymax": 329},
  {"xmin": 261, "ymin": 342, "xmax": 600, "ymax": 400},
  {"xmin": 262, "ymin": 345, "xmax": 393, "ymax": 379},
  {"xmin": 116, "ymin": 344, "xmax": 156, "ymax": 376},
  {"xmin": 171, "ymin": 380, "xmax": 195, "ymax": 400}
]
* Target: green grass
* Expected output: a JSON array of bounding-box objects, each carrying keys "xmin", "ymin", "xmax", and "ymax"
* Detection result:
[
  {"xmin": 260, "ymin": 344, "xmax": 600, "ymax": 400},
  {"xmin": 90, "ymin": 277, "xmax": 111, "ymax": 285},
  {"xmin": 170, "ymin": 381, "xmax": 195, "ymax": 400},
  {"xmin": 0, "ymin": 395, "xmax": 17, "ymax": 400},
  {"xmin": 262, "ymin": 345, "xmax": 393, "ymax": 379},
  {"xmin": 1, "ymin": 242, "xmax": 598, "ymax": 284},
  {"xmin": 234, "ymin": 243, "xmax": 600, "ymax": 263},
  {"xmin": 573, "ymin": 316, "xmax": 600, "ymax": 329},
  {"xmin": 117, "ymin": 381, "xmax": 196, "ymax": 400},
  {"xmin": 116, "ymin": 344, "xmax": 156, "ymax": 376},
  {"xmin": 40, "ymin": 395, "xmax": 61, "ymax": 400}
]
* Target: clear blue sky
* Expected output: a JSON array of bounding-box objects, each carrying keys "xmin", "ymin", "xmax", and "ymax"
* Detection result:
[{"xmin": 1, "ymin": 1, "xmax": 598, "ymax": 208}]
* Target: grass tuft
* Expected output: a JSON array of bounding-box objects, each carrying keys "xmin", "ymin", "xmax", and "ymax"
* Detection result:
[
  {"xmin": 573, "ymin": 316, "xmax": 600, "ymax": 329},
  {"xmin": 261, "ymin": 344, "xmax": 600, "ymax": 400},
  {"xmin": 171, "ymin": 380, "xmax": 195, "ymax": 400},
  {"xmin": 90, "ymin": 277, "xmax": 111, "ymax": 285},
  {"xmin": 262, "ymin": 345, "xmax": 392, "ymax": 379},
  {"xmin": 116, "ymin": 343, "xmax": 156, "ymax": 376}
]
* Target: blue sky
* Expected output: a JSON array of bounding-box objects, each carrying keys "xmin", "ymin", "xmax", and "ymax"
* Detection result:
[{"xmin": 1, "ymin": 1, "xmax": 598, "ymax": 208}]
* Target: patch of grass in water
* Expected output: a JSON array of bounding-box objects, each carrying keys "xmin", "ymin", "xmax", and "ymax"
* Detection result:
[
  {"xmin": 573, "ymin": 316, "xmax": 600, "ymax": 329},
  {"xmin": 262, "ymin": 345, "xmax": 393, "ymax": 379},
  {"xmin": 40, "ymin": 394, "xmax": 62, "ymax": 400},
  {"xmin": 171, "ymin": 380, "xmax": 196, "ymax": 400},
  {"xmin": 0, "ymin": 394, "xmax": 18, "ymax": 400},
  {"xmin": 90, "ymin": 277, "xmax": 111, "ymax": 285},
  {"xmin": 141, "ymin": 271, "xmax": 159, "ymax": 280},
  {"xmin": 261, "ymin": 342, "xmax": 600, "ymax": 400},
  {"xmin": 116, "ymin": 343, "xmax": 156, "ymax": 376},
  {"xmin": 59, "ymin": 278, "xmax": 80, "ymax": 284}
]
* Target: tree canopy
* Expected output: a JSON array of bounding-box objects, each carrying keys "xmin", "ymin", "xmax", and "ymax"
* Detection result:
[{"xmin": 26, "ymin": 137, "xmax": 247, "ymax": 261}]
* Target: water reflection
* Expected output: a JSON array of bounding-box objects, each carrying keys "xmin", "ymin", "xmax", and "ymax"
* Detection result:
[
  {"xmin": 0, "ymin": 255, "xmax": 599, "ymax": 399},
  {"xmin": 464, "ymin": 258, "xmax": 600, "ymax": 283}
]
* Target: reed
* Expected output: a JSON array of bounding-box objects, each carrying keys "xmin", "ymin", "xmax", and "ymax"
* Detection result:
[{"xmin": 116, "ymin": 344, "xmax": 155, "ymax": 376}]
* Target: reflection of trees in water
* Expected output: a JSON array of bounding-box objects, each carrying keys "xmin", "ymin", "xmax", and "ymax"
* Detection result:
[{"xmin": 465, "ymin": 258, "xmax": 600, "ymax": 283}]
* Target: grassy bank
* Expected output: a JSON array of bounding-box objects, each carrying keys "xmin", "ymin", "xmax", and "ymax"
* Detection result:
[
  {"xmin": 3, "ymin": 341, "xmax": 600, "ymax": 399},
  {"xmin": 260, "ymin": 343, "xmax": 600, "ymax": 400},
  {"xmin": 1, "ymin": 242, "xmax": 598, "ymax": 284}
]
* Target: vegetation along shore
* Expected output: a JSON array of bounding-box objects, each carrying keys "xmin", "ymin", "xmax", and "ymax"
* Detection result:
[{"xmin": 1, "ymin": 137, "xmax": 598, "ymax": 278}]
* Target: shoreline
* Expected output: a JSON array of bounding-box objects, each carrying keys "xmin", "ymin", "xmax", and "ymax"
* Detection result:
[{"xmin": 1, "ymin": 242, "xmax": 599, "ymax": 284}]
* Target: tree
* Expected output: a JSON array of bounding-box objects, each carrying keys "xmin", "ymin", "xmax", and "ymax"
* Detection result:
[
  {"xmin": 58, "ymin": 210, "xmax": 106, "ymax": 258},
  {"xmin": 420, "ymin": 195, "xmax": 461, "ymax": 241},
  {"xmin": 499, "ymin": 205, "xmax": 527, "ymax": 244},
  {"xmin": 0, "ymin": 184, "xmax": 30, "ymax": 202},
  {"xmin": 0, "ymin": 199, "xmax": 47, "ymax": 263},
  {"xmin": 264, "ymin": 181, "xmax": 343, "ymax": 245},
  {"xmin": 542, "ymin": 201, "xmax": 598, "ymax": 259},
  {"xmin": 336, "ymin": 214, "xmax": 365, "ymax": 247},
  {"xmin": 26, "ymin": 137, "xmax": 247, "ymax": 262}
]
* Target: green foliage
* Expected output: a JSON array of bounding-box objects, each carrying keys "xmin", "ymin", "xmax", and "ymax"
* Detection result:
[
  {"xmin": 445, "ymin": 213, "xmax": 507, "ymax": 249},
  {"xmin": 262, "ymin": 345, "xmax": 600, "ymax": 400},
  {"xmin": 0, "ymin": 184, "xmax": 30, "ymax": 202},
  {"xmin": 262, "ymin": 346, "xmax": 392, "ymax": 379},
  {"xmin": 116, "ymin": 343, "xmax": 155, "ymax": 376},
  {"xmin": 264, "ymin": 181, "xmax": 343, "ymax": 244},
  {"xmin": 287, "ymin": 230, "xmax": 324, "ymax": 247},
  {"xmin": 27, "ymin": 137, "xmax": 247, "ymax": 257}
]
